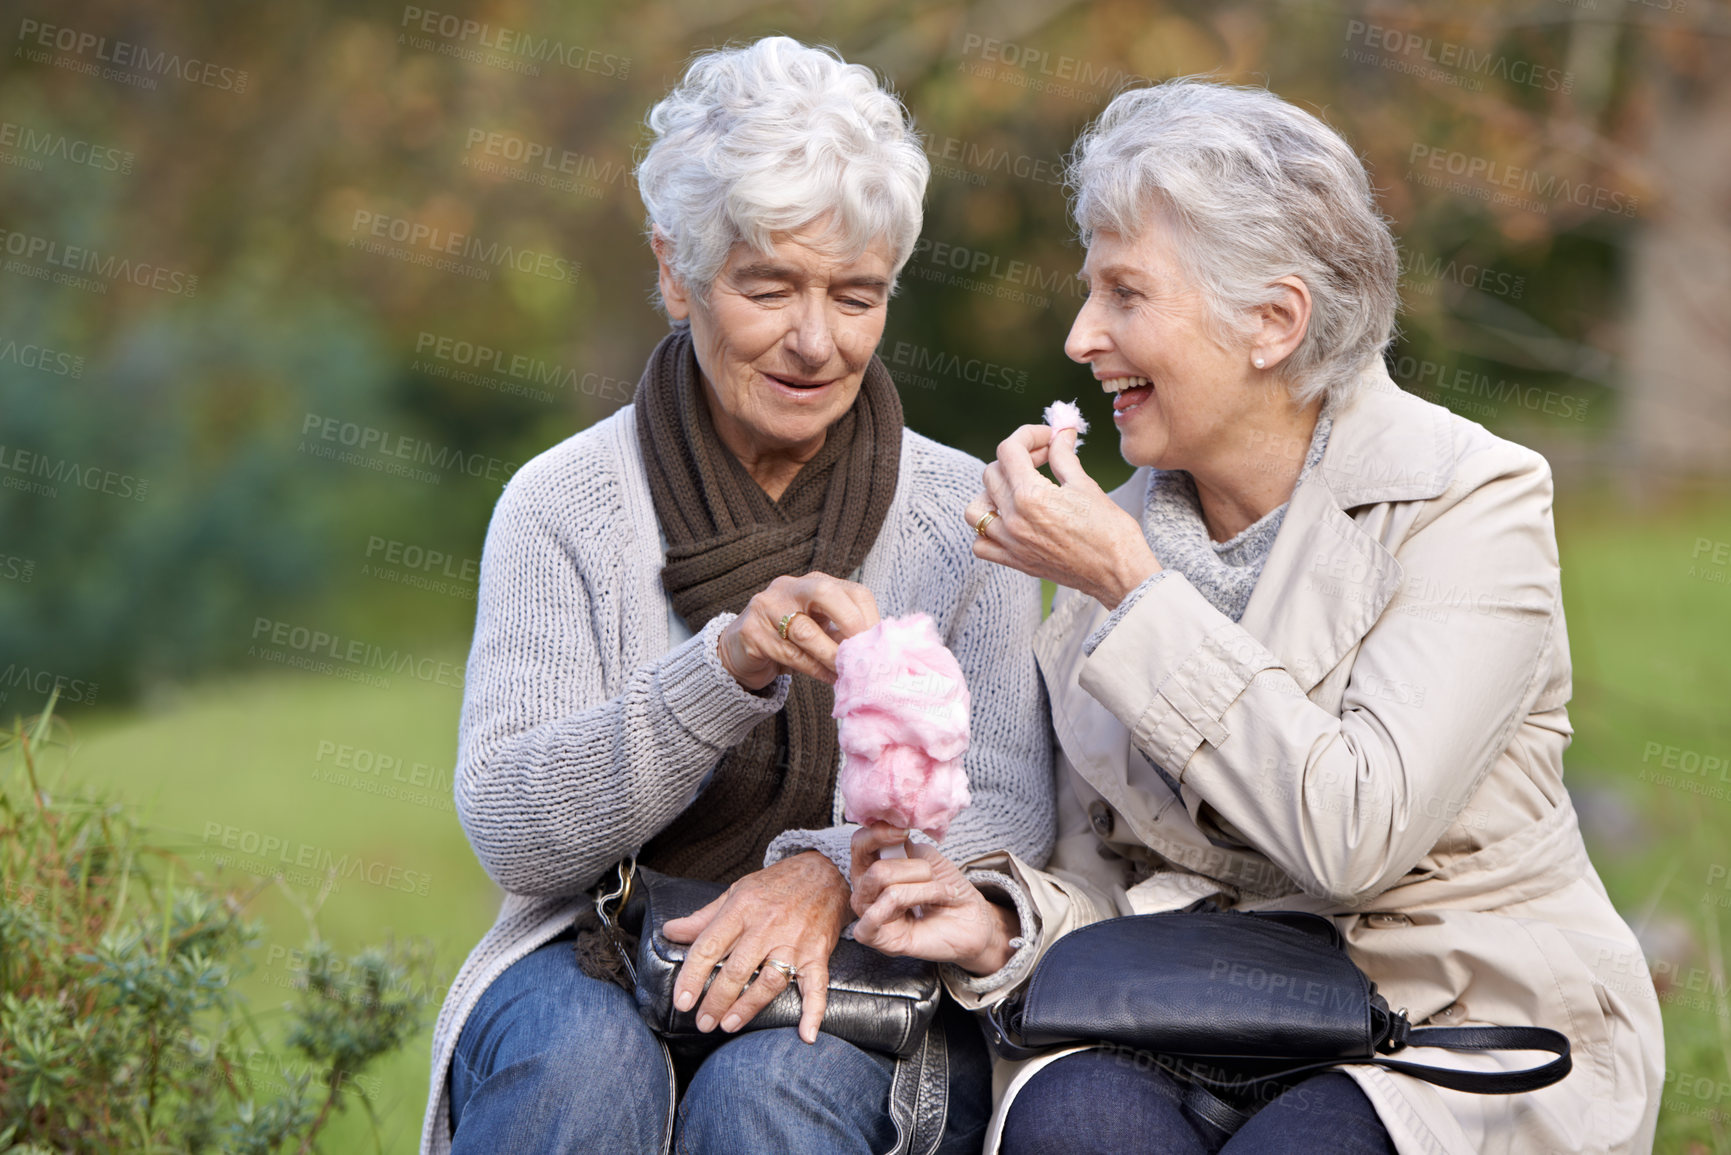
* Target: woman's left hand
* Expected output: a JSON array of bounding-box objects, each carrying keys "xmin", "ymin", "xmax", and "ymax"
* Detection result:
[
  {"xmin": 661, "ymin": 850, "xmax": 851, "ymax": 1044},
  {"xmin": 848, "ymin": 824, "xmax": 1020, "ymax": 976},
  {"xmin": 964, "ymin": 424, "xmax": 1159, "ymax": 609}
]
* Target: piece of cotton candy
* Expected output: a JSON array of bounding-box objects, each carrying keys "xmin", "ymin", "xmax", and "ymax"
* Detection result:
[
  {"xmin": 1044, "ymin": 399, "xmax": 1090, "ymax": 446},
  {"xmin": 833, "ymin": 613, "xmax": 971, "ymax": 842}
]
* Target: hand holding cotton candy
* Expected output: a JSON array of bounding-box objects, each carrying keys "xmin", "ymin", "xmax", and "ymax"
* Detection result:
[
  {"xmin": 1043, "ymin": 399, "xmax": 1089, "ymax": 446},
  {"xmin": 833, "ymin": 614, "xmax": 971, "ymax": 855}
]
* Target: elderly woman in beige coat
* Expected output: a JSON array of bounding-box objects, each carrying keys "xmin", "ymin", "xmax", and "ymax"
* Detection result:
[{"xmin": 849, "ymin": 80, "xmax": 1664, "ymax": 1154}]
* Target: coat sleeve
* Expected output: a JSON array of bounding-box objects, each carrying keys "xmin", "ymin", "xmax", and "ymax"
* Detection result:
[
  {"xmin": 763, "ymin": 551, "xmax": 1057, "ymax": 881},
  {"xmin": 939, "ymin": 759, "xmax": 1126, "ymax": 1011},
  {"xmin": 455, "ymin": 471, "xmax": 790, "ymax": 898},
  {"xmin": 1077, "ymin": 445, "xmax": 1563, "ymax": 907}
]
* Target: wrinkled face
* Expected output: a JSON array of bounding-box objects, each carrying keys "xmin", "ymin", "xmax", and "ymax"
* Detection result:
[
  {"xmin": 1064, "ymin": 222, "xmax": 1265, "ymax": 473},
  {"xmin": 662, "ymin": 223, "xmax": 895, "ymax": 461}
]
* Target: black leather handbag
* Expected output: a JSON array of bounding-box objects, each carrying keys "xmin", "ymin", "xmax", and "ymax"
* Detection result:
[
  {"xmin": 986, "ymin": 907, "xmax": 1572, "ymax": 1132},
  {"xmin": 594, "ymin": 858, "xmax": 942, "ymax": 1057},
  {"xmin": 592, "ymin": 858, "xmax": 954, "ymax": 1155}
]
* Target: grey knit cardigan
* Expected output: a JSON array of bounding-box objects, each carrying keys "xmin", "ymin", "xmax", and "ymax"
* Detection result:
[{"xmin": 418, "ymin": 404, "xmax": 1056, "ymax": 1154}]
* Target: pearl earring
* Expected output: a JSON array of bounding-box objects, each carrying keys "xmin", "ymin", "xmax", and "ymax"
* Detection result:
[{"xmin": 1253, "ymin": 355, "xmax": 1266, "ymax": 369}]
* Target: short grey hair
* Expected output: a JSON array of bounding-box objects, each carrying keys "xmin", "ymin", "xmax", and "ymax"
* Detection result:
[
  {"xmin": 636, "ymin": 37, "xmax": 929, "ymax": 303},
  {"xmin": 1067, "ymin": 79, "xmax": 1399, "ymax": 410}
]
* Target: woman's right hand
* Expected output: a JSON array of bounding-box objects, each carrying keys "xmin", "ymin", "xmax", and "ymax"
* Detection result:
[
  {"xmin": 849, "ymin": 823, "xmax": 1020, "ymax": 976},
  {"xmin": 964, "ymin": 424, "xmax": 1160, "ymax": 610},
  {"xmin": 717, "ymin": 572, "xmax": 881, "ymax": 691}
]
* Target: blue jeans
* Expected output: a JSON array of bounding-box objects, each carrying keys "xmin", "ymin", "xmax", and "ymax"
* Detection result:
[
  {"xmin": 448, "ymin": 932, "xmax": 990, "ymax": 1154},
  {"xmin": 1002, "ymin": 1050, "xmax": 1396, "ymax": 1155}
]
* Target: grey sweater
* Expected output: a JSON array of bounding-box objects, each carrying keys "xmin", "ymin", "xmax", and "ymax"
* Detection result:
[{"xmin": 419, "ymin": 405, "xmax": 1055, "ymax": 1155}]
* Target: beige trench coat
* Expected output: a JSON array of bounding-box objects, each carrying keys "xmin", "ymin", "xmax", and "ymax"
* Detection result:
[{"xmin": 948, "ymin": 363, "xmax": 1663, "ymax": 1154}]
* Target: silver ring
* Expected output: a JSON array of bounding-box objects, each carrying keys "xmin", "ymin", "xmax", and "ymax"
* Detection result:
[{"xmin": 763, "ymin": 957, "xmax": 800, "ymax": 982}]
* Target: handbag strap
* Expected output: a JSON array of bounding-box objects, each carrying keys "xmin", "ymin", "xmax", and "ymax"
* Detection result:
[
  {"xmin": 885, "ymin": 1018, "xmax": 950, "ymax": 1155},
  {"xmin": 1177, "ymin": 1077, "xmax": 1255, "ymax": 1137},
  {"xmin": 1377, "ymin": 1025, "xmax": 1573, "ymax": 1093},
  {"xmin": 1174, "ymin": 1024, "xmax": 1572, "ymax": 1098},
  {"xmin": 988, "ymin": 1011, "xmax": 1572, "ymax": 1103}
]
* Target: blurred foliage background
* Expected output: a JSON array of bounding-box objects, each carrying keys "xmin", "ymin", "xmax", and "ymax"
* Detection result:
[{"xmin": 2, "ymin": 0, "xmax": 1729, "ymax": 1150}]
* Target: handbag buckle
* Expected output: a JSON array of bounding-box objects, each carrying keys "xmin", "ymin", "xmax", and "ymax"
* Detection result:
[
  {"xmin": 1376, "ymin": 1006, "xmax": 1411, "ymax": 1054},
  {"xmin": 984, "ymin": 998, "xmax": 1045, "ymax": 1063},
  {"xmin": 594, "ymin": 856, "xmax": 639, "ymax": 987}
]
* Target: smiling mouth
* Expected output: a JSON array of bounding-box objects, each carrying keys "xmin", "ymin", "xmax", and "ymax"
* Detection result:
[
  {"xmin": 764, "ymin": 371, "xmax": 833, "ymax": 391},
  {"xmin": 1100, "ymin": 375, "xmax": 1153, "ymax": 417}
]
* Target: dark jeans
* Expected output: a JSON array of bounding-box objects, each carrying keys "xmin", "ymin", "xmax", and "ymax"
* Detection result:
[
  {"xmin": 1002, "ymin": 1049, "xmax": 1397, "ymax": 1155},
  {"xmin": 448, "ymin": 932, "xmax": 990, "ymax": 1154}
]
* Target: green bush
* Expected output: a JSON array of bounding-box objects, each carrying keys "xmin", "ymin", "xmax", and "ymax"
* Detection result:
[
  {"xmin": 0, "ymin": 695, "xmax": 436, "ymax": 1153},
  {"xmin": 0, "ymin": 289, "xmax": 400, "ymax": 714}
]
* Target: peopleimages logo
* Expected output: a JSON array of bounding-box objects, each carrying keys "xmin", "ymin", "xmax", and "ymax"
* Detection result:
[
  {"xmin": 248, "ymin": 616, "xmax": 466, "ymax": 689},
  {"xmin": 0, "ymin": 335, "xmax": 84, "ymax": 378},
  {"xmin": 411, "ymin": 331, "xmax": 633, "ymax": 405},
  {"xmin": 460, "ymin": 129, "xmax": 629, "ymax": 200},
  {"xmin": 349, "ymin": 210, "xmax": 581, "ymax": 283},
  {"xmin": 0, "ymin": 663, "xmax": 99, "ymax": 705},
  {"xmin": 364, "ymin": 535, "xmax": 477, "ymax": 584},
  {"xmin": 0, "ymin": 227, "xmax": 199, "ymax": 296},
  {"xmin": 1398, "ymin": 250, "xmax": 1525, "ymax": 300},
  {"xmin": 0, "ymin": 443, "xmax": 150, "ymax": 501},
  {"xmin": 883, "ymin": 340, "xmax": 1028, "ymax": 394},
  {"xmin": 15, "ymin": 18, "xmax": 250, "ymax": 92},
  {"xmin": 399, "ymin": 7, "xmax": 630, "ymax": 78},
  {"xmin": 298, "ymin": 412, "xmax": 521, "ymax": 486},
  {"xmin": 1407, "ymin": 144, "xmax": 1639, "ymax": 218},
  {"xmin": 199, "ymin": 822, "xmax": 432, "ymax": 897},
  {"xmin": 906, "ymin": 237, "xmax": 1084, "ymax": 309},
  {"xmin": 0, "ymin": 120, "xmax": 134, "ymax": 174},
  {"xmin": 922, "ymin": 134, "xmax": 1063, "ymax": 187},
  {"xmin": 361, "ymin": 533, "xmax": 479, "ymax": 601},
  {"xmin": 1392, "ymin": 356, "xmax": 1591, "ymax": 422},
  {"xmin": 957, "ymin": 33, "xmax": 1149, "ymax": 99},
  {"xmin": 1343, "ymin": 21, "xmax": 1573, "ymax": 93}
]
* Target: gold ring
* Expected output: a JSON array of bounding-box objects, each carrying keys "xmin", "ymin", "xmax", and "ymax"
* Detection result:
[
  {"xmin": 763, "ymin": 957, "xmax": 800, "ymax": 982},
  {"xmin": 974, "ymin": 510, "xmax": 1000, "ymax": 538},
  {"xmin": 776, "ymin": 611, "xmax": 806, "ymax": 641}
]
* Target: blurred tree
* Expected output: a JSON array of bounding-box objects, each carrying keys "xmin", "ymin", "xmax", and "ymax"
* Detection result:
[
  {"xmin": 1623, "ymin": 21, "xmax": 1731, "ymax": 488},
  {"xmin": 1, "ymin": 0, "xmax": 1722, "ymax": 712}
]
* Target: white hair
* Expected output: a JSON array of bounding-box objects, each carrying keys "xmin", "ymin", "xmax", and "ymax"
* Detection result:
[
  {"xmin": 1067, "ymin": 79, "xmax": 1399, "ymax": 410},
  {"xmin": 636, "ymin": 37, "xmax": 930, "ymax": 304}
]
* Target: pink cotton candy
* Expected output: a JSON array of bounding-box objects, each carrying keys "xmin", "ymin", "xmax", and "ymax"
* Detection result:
[
  {"xmin": 833, "ymin": 614, "xmax": 971, "ymax": 842},
  {"xmin": 1044, "ymin": 399, "xmax": 1089, "ymax": 446}
]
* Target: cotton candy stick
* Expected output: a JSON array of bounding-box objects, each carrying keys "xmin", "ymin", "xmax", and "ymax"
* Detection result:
[{"xmin": 879, "ymin": 841, "xmax": 920, "ymax": 921}]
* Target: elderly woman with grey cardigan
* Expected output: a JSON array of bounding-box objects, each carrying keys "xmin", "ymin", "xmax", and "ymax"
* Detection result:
[
  {"xmin": 418, "ymin": 38, "xmax": 1053, "ymax": 1155},
  {"xmin": 850, "ymin": 80, "xmax": 1663, "ymax": 1155}
]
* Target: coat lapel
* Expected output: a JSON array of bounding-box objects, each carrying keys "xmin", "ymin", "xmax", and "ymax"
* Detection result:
[
  {"xmin": 1238, "ymin": 367, "xmax": 1454, "ymax": 692},
  {"xmin": 1234, "ymin": 472, "xmax": 1404, "ymax": 693}
]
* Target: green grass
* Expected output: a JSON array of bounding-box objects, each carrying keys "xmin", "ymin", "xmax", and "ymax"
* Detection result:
[
  {"xmin": 1556, "ymin": 489, "xmax": 1731, "ymax": 1155},
  {"xmin": 61, "ymin": 658, "xmax": 498, "ymax": 1154},
  {"xmin": 23, "ymin": 491, "xmax": 1731, "ymax": 1153}
]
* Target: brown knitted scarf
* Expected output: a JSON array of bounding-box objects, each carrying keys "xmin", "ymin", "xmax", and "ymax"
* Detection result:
[{"xmin": 633, "ymin": 328, "xmax": 902, "ymax": 884}]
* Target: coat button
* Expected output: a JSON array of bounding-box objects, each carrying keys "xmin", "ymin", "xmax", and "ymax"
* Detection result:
[
  {"xmin": 1088, "ymin": 801, "xmax": 1115, "ymax": 838},
  {"xmin": 1366, "ymin": 913, "xmax": 1411, "ymax": 928},
  {"xmin": 1433, "ymin": 1002, "xmax": 1464, "ymax": 1022}
]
